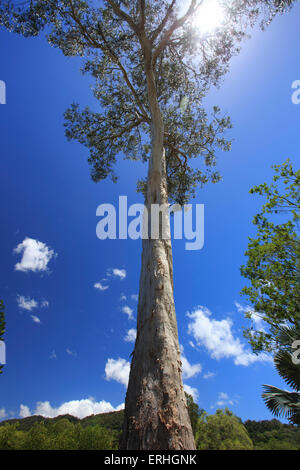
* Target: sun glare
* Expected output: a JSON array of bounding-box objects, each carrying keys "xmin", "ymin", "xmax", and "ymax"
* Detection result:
[{"xmin": 193, "ymin": 0, "xmax": 225, "ymax": 34}]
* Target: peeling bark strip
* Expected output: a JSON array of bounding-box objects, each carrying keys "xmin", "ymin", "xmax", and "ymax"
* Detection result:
[{"xmin": 121, "ymin": 35, "xmax": 195, "ymax": 450}]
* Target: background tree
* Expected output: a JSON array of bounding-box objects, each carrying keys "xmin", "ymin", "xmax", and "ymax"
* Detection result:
[
  {"xmin": 241, "ymin": 160, "xmax": 300, "ymax": 353},
  {"xmin": 185, "ymin": 392, "xmax": 205, "ymax": 435},
  {"xmin": 0, "ymin": 0, "xmax": 297, "ymax": 449},
  {"xmin": 262, "ymin": 324, "xmax": 300, "ymax": 426},
  {"xmin": 195, "ymin": 408, "xmax": 254, "ymax": 450},
  {"xmin": 0, "ymin": 300, "xmax": 5, "ymax": 375},
  {"xmin": 244, "ymin": 418, "xmax": 300, "ymax": 449}
]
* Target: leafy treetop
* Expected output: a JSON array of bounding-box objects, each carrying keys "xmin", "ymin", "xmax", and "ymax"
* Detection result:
[
  {"xmin": 241, "ymin": 160, "xmax": 300, "ymax": 352},
  {"xmin": 0, "ymin": 1, "xmax": 296, "ymax": 204}
]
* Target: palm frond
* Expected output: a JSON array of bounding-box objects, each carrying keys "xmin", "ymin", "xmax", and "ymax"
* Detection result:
[
  {"xmin": 276, "ymin": 325, "xmax": 300, "ymax": 350},
  {"xmin": 262, "ymin": 384, "xmax": 300, "ymax": 425},
  {"xmin": 274, "ymin": 349, "xmax": 300, "ymax": 392}
]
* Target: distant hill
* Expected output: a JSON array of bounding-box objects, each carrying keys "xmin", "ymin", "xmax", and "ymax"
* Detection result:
[
  {"xmin": 244, "ymin": 418, "xmax": 300, "ymax": 450},
  {"xmin": 0, "ymin": 410, "xmax": 124, "ymax": 434},
  {"xmin": 1, "ymin": 411, "xmax": 299, "ymax": 450}
]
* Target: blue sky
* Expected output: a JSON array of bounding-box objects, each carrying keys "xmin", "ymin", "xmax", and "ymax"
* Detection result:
[{"xmin": 0, "ymin": 4, "xmax": 299, "ymax": 423}]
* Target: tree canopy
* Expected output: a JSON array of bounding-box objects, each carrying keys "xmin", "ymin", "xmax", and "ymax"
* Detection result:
[
  {"xmin": 195, "ymin": 408, "xmax": 254, "ymax": 450},
  {"xmin": 241, "ymin": 160, "xmax": 300, "ymax": 352},
  {"xmin": 0, "ymin": 1, "xmax": 296, "ymax": 205},
  {"xmin": 185, "ymin": 392, "xmax": 205, "ymax": 435}
]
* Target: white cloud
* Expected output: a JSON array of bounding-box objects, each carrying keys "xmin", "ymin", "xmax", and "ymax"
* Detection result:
[
  {"xmin": 181, "ymin": 353, "xmax": 202, "ymax": 380},
  {"xmin": 108, "ymin": 268, "xmax": 126, "ymax": 281},
  {"xmin": 184, "ymin": 384, "xmax": 199, "ymax": 401},
  {"xmin": 49, "ymin": 350, "xmax": 57, "ymax": 360},
  {"xmin": 20, "ymin": 398, "xmax": 124, "ymax": 420},
  {"xmin": 124, "ymin": 329, "xmax": 137, "ymax": 343},
  {"xmin": 105, "ymin": 358, "xmax": 130, "ymax": 386},
  {"xmin": 203, "ymin": 371, "xmax": 215, "ymax": 380},
  {"xmin": 31, "ymin": 315, "xmax": 41, "ymax": 324},
  {"xmin": 211, "ymin": 392, "xmax": 238, "ymax": 409},
  {"xmin": 66, "ymin": 349, "xmax": 77, "ymax": 357},
  {"xmin": 41, "ymin": 300, "xmax": 49, "ymax": 308},
  {"xmin": 0, "ymin": 408, "xmax": 7, "ymax": 419},
  {"xmin": 17, "ymin": 295, "xmax": 38, "ymax": 312},
  {"xmin": 131, "ymin": 294, "xmax": 138, "ymax": 302},
  {"xmin": 235, "ymin": 302, "xmax": 267, "ymax": 333},
  {"xmin": 122, "ymin": 306, "xmax": 134, "ymax": 321},
  {"xmin": 19, "ymin": 405, "xmax": 31, "ymax": 418},
  {"xmin": 94, "ymin": 282, "xmax": 109, "ymax": 292},
  {"xmin": 120, "ymin": 293, "xmax": 127, "ymax": 301},
  {"xmin": 14, "ymin": 237, "xmax": 56, "ymax": 273},
  {"xmin": 187, "ymin": 306, "xmax": 272, "ymax": 367}
]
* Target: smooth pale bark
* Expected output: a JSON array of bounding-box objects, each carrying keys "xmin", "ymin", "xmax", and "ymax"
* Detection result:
[{"xmin": 121, "ymin": 46, "xmax": 196, "ymax": 450}]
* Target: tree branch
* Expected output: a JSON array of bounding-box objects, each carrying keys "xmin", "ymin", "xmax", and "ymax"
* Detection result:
[
  {"xmin": 96, "ymin": 23, "xmax": 149, "ymax": 119},
  {"xmin": 139, "ymin": 0, "xmax": 146, "ymax": 30},
  {"xmin": 106, "ymin": 0, "xmax": 139, "ymax": 34},
  {"xmin": 89, "ymin": 117, "xmax": 145, "ymax": 142},
  {"xmin": 151, "ymin": 0, "xmax": 177, "ymax": 43},
  {"xmin": 152, "ymin": 0, "xmax": 203, "ymax": 64}
]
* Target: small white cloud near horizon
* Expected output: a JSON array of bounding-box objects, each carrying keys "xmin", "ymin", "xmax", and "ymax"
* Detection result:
[
  {"xmin": 180, "ymin": 347, "xmax": 202, "ymax": 380},
  {"xmin": 94, "ymin": 282, "xmax": 109, "ymax": 292},
  {"xmin": 17, "ymin": 295, "xmax": 38, "ymax": 312},
  {"xmin": 124, "ymin": 328, "xmax": 137, "ymax": 343},
  {"xmin": 122, "ymin": 306, "xmax": 134, "ymax": 321},
  {"xmin": 187, "ymin": 306, "xmax": 272, "ymax": 367},
  {"xmin": 14, "ymin": 237, "xmax": 56, "ymax": 273},
  {"xmin": 19, "ymin": 398, "xmax": 124, "ymax": 420},
  {"xmin": 184, "ymin": 384, "xmax": 199, "ymax": 401},
  {"xmin": 105, "ymin": 358, "xmax": 130, "ymax": 387},
  {"xmin": 19, "ymin": 405, "xmax": 31, "ymax": 418},
  {"xmin": 0, "ymin": 408, "xmax": 7, "ymax": 419}
]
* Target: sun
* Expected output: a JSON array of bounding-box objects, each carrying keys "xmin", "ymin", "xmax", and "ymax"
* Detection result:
[{"xmin": 193, "ymin": 0, "xmax": 225, "ymax": 34}]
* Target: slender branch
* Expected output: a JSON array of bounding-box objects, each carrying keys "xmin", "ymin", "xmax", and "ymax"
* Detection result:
[
  {"xmin": 151, "ymin": 0, "xmax": 177, "ymax": 43},
  {"xmin": 139, "ymin": 0, "xmax": 146, "ymax": 30},
  {"xmin": 96, "ymin": 23, "xmax": 149, "ymax": 119},
  {"xmin": 65, "ymin": 2, "xmax": 149, "ymax": 120},
  {"xmin": 164, "ymin": 135, "xmax": 188, "ymax": 169},
  {"xmin": 90, "ymin": 118, "xmax": 145, "ymax": 142},
  {"xmin": 106, "ymin": 0, "xmax": 139, "ymax": 34},
  {"xmin": 152, "ymin": 0, "xmax": 203, "ymax": 64}
]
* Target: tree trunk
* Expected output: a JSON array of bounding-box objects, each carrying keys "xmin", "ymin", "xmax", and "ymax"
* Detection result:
[{"xmin": 120, "ymin": 49, "xmax": 196, "ymax": 450}]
